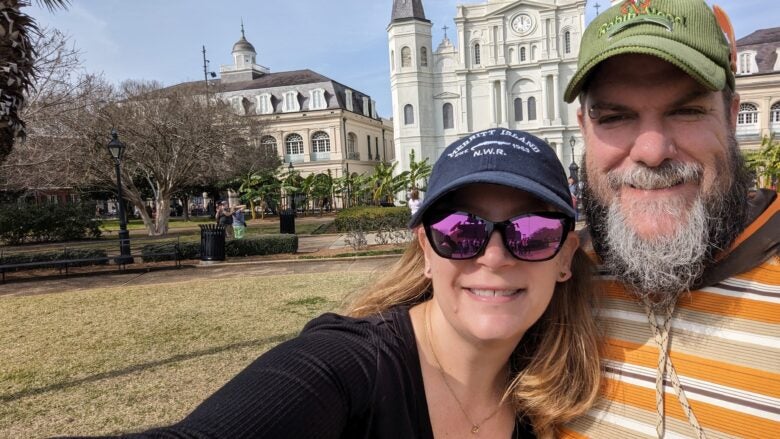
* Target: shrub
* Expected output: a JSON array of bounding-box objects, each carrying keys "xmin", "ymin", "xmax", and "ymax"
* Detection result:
[
  {"xmin": 334, "ymin": 206, "xmax": 410, "ymax": 232},
  {"xmin": 138, "ymin": 235, "xmax": 298, "ymax": 262},
  {"xmin": 0, "ymin": 203, "xmax": 102, "ymax": 245}
]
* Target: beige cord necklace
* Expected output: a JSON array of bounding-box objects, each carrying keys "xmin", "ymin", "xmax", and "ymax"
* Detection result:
[{"xmin": 425, "ymin": 301, "xmax": 503, "ymax": 434}]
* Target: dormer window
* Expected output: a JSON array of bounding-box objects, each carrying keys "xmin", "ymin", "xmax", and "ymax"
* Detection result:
[
  {"xmin": 362, "ymin": 96, "xmax": 370, "ymax": 117},
  {"xmin": 230, "ymin": 96, "xmax": 244, "ymax": 115},
  {"xmin": 256, "ymin": 93, "xmax": 273, "ymax": 114},
  {"xmin": 283, "ymin": 91, "xmax": 300, "ymax": 112},
  {"xmin": 309, "ymin": 89, "xmax": 326, "ymax": 110},
  {"xmin": 738, "ymin": 51, "xmax": 758, "ymax": 74},
  {"xmin": 345, "ymin": 89, "xmax": 354, "ymax": 112},
  {"xmin": 371, "ymin": 100, "xmax": 377, "ymax": 119}
]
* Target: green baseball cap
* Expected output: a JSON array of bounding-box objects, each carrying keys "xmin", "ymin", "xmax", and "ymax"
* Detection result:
[{"xmin": 564, "ymin": 0, "xmax": 735, "ymax": 103}]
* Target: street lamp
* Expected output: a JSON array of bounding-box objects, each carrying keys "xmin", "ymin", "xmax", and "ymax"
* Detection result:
[
  {"xmin": 568, "ymin": 135, "xmax": 580, "ymax": 183},
  {"xmin": 288, "ymin": 162, "xmax": 295, "ymax": 214},
  {"xmin": 106, "ymin": 130, "xmax": 134, "ymax": 265}
]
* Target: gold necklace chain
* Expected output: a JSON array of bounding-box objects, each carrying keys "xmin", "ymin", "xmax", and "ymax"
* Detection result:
[{"xmin": 425, "ymin": 301, "xmax": 503, "ymax": 434}]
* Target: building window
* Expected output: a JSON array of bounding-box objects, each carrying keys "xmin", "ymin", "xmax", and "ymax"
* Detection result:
[
  {"xmin": 257, "ymin": 94, "xmax": 272, "ymax": 114},
  {"xmin": 404, "ymin": 104, "xmax": 414, "ymax": 125},
  {"xmin": 367, "ymin": 135, "xmax": 372, "ymax": 160},
  {"xmin": 514, "ymin": 98, "xmax": 523, "ymax": 121},
  {"xmin": 230, "ymin": 96, "xmax": 243, "ymax": 114},
  {"xmin": 401, "ymin": 46, "xmax": 412, "ymax": 67},
  {"xmin": 260, "ymin": 136, "xmax": 277, "ymax": 155},
  {"xmin": 283, "ymin": 91, "xmax": 299, "ymax": 112},
  {"xmin": 420, "ymin": 47, "xmax": 428, "ymax": 67},
  {"xmin": 520, "ymin": 47, "xmax": 526, "ymax": 62},
  {"xmin": 309, "ymin": 89, "xmax": 326, "ymax": 110},
  {"xmin": 362, "ymin": 96, "xmax": 370, "ymax": 117},
  {"xmin": 347, "ymin": 132, "xmax": 357, "ymax": 159},
  {"xmin": 311, "ymin": 131, "xmax": 330, "ymax": 153},
  {"xmin": 738, "ymin": 52, "xmax": 754, "ymax": 74},
  {"xmin": 474, "ymin": 43, "xmax": 481, "ymax": 65},
  {"xmin": 771, "ymin": 102, "xmax": 780, "ymax": 123},
  {"xmin": 345, "ymin": 89, "xmax": 354, "ymax": 111},
  {"xmin": 285, "ymin": 133, "xmax": 304, "ymax": 155},
  {"xmin": 738, "ymin": 103, "xmax": 759, "ymax": 125},
  {"xmin": 564, "ymin": 31, "xmax": 571, "ymax": 54},
  {"xmin": 443, "ymin": 103, "xmax": 454, "ymax": 129},
  {"xmin": 527, "ymin": 96, "xmax": 537, "ymax": 120}
]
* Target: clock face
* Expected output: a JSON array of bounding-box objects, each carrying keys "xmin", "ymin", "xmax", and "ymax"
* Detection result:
[{"xmin": 511, "ymin": 14, "xmax": 534, "ymax": 35}]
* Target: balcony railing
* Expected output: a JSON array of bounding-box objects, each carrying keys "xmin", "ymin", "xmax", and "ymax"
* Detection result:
[
  {"xmin": 736, "ymin": 125, "xmax": 760, "ymax": 138},
  {"xmin": 346, "ymin": 152, "xmax": 360, "ymax": 160},
  {"xmin": 284, "ymin": 154, "xmax": 305, "ymax": 163},
  {"xmin": 310, "ymin": 151, "xmax": 331, "ymax": 161}
]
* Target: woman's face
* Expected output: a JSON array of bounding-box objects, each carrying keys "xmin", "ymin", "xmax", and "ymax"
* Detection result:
[{"xmin": 419, "ymin": 183, "xmax": 578, "ymax": 346}]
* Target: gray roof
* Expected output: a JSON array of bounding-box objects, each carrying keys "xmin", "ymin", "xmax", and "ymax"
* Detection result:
[
  {"xmin": 736, "ymin": 27, "xmax": 780, "ymax": 74},
  {"xmin": 391, "ymin": 0, "xmax": 429, "ymax": 23},
  {"xmin": 232, "ymin": 36, "xmax": 256, "ymax": 53}
]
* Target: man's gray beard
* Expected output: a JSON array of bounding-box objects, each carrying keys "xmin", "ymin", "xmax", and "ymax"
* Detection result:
[{"xmin": 581, "ymin": 138, "xmax": 750, "ymax": 309}]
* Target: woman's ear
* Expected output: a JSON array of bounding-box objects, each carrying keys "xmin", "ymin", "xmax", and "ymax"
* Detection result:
[
  {"xmin": 557, "ymin": 232, "xmax": 580, "ymax": 282},
  {"xmin": 416, "ymin": 227, "xmax": 433, "ymax": 278}
]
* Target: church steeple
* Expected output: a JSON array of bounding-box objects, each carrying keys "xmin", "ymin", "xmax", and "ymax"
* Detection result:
[{"xmin": 391, "ymin": 0, "xmax": 430, "ymax": 23}]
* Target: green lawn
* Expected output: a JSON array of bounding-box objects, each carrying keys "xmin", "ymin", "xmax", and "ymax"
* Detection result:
[
  {"xmin": 100, "ymin": 217, "xmax": 327, "ymax": 237},
  {"xmin": 0, "ymin": 271, "xmax": 373, "ymax": 438}
]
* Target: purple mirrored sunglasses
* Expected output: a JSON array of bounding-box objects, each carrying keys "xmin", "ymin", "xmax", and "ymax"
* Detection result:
[{"xmin": 422, "ymin": 211, "xmax": 574, "ymax": 261}]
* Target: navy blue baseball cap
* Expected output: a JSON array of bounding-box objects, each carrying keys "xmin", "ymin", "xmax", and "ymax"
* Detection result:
[{"xmin": 408, "ymin": 129, "xmax": 575, "ymax": 228}]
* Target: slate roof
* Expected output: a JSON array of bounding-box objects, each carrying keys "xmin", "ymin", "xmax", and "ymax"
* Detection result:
[
  {"xmin": 736, "ymin": 27, "xmax": 780, "ymax": 74},
  {"xmin": 391, "ymin": 0, "xmax": 429, "ymax": 23}
]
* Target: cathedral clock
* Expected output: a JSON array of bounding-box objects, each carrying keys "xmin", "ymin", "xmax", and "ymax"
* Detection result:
[{"xmin": 511, "ymin": 14, "xmax": 534, "ymax": 35}]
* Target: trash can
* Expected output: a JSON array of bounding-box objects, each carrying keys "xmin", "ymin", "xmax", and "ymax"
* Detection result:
[
  {"xmin": 200, "ymin": 224, "xmax": 226, "ymax": 261},
  {"xmin": 279, "ymin": 209, "xmax": 296, "ymax": 234}
]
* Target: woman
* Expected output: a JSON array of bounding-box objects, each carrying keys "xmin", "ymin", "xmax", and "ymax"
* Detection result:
[
  {"xmin": 86, "ymin": 130, "xmax": 600, "ymax": 438},
  {"xmin": 408, "ymin": 187, "xmax": 422, "ymax": 215}
]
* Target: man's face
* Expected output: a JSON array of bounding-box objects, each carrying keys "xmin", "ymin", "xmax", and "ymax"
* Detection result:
[{"xmin": 577, "ymin": 54, "xmax": 749, "ymax": 301}]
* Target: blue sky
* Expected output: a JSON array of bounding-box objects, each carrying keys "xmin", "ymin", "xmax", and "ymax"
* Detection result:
[{"xmin": 28, "ymin": 0, "xmax": 776, "ymax": 119}]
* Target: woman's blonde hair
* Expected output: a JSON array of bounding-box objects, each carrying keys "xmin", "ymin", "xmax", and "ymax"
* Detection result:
[{"xmin": 344, "ymin": 234, "xmax": 602, "ymax": 438}]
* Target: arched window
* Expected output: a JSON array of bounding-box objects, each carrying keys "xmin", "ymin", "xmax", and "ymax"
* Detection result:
[
  {"xmin": 404, "ymin": 104, "xmax": 415, "ymax": 125},
  {"xmin": 285, "ymin": 133, "xmax": 304, "ymax": 155},
  {"xmin": 311, "ymin": 131, "xmax": 330, "ymax": 153},
  {"xmin": 520, "ymin": 47, "xmax": 526, "ymax": 62},
  {"xmin": 531, "ymin": 45, "xmax": 537, "ymax": 60},
  {"xmin": 260, "ymin": 135, "xmax": 277, "ymax": 156},
  {"xmin": 527, "ymin": 97, "xmax": 537, "ymax": 121},
  {"xmin": 738, "ymin": 103, "xmax": 759, "ymax": 125},
  {"xmin": 771, "ymin": 102, "xmax": 780, "ymax": 123},
  {"xmin": 420, "ymin": 47, "xmax": 428, "ymax": 67},
  {"xmin": 564, "ymin": 31, "xmax": 571, "ymax": 54},
  {"xmin": 442, "ymin": 103, "xmax": 454, "ymax": 129},
  {"xmin": 514, "ymin": 98, "xmax": 523, "ymax": 121},
  {"xmin": 401, "ymin": 46, "xmax": 412, "ymax": 68},
  {"xmin": 474, "ymin": 43, "xmax": 481, "ymax": 65}
]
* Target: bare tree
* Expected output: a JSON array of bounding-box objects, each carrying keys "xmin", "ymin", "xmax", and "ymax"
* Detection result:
[
  {"xmin": 0, "ymin": 0, "xmax": 70, "ymax": 162},
  {"xmin": 0, "ymin": 27, "xmax": 108, "ymax": 192},
  {"xmin": 78, "ymin": 80, "xmax": 256, "ymax": 236}
]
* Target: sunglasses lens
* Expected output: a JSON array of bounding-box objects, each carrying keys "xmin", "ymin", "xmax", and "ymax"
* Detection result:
[
  {"xmin": 428, "ymin": 212, "xmax": 487, "ymax": 259},
  {"xmin": 507, "ymin": 215, "xmax": 566, "ymax": 261}
]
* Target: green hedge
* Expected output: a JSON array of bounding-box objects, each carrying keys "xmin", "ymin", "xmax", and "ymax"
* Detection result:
[
  {"xmin": 0, "ymin": 248, "xmax": 109, "ymax": 269},
  {"xmin": 140, "ymin": 234, "xmax": 298, "ymax": 262},
  {"xmin": 334, "ymin": 206, "xmax": 410, "ymax": 232},
  {"xmin": 0, "ymin": 203, "xmax": 102, "ymax": 245}
]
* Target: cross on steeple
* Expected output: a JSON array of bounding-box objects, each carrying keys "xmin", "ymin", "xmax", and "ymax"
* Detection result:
[
  {"xmin": 442, "ymin": 25, "xmax": 449, "ymax": 39},
  {"xmin": 594, "ymin": 2, "xmax": 601, "ymax": 15},
  {"xmin": 241, "ymin": 18, "xmax": 245, "ymax": 38}
]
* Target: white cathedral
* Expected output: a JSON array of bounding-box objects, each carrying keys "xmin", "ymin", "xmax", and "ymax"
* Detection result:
[{"xmin": 388, "ymin": 0, "xmax": 587, "ymax": 176}]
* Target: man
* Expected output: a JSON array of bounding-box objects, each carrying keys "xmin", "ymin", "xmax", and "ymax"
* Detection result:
[{"xmin": 561, "ymin": 0, "xmax": 779, "ymax": 437}]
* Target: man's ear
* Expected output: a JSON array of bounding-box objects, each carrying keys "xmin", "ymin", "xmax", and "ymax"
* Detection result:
[
  {"xmin": 557, "ymin": 232, "xmax": 580, "ymax": 282},
  {"xmin": 416, "ymin": 227, "xmax": 433, "ymax": 279}
]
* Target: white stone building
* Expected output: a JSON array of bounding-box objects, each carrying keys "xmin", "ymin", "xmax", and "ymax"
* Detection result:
[{"xmin": 388, "ymin": 0, "xmax": 587, "ymax": 177}]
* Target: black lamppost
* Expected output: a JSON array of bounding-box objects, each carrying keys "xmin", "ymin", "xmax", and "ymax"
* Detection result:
[
  {"xmin": 343, "ymin": 162, "xmax": 350, "ymax": 209},
  {"xmin": 568, "ymin": 135, "xmax": 580, "ymax": 183},
  {"xmin": 107, "ymin": 130, "xmax": 134, "ymax": 264},
  {"xmin": 288, "ymin": 162, "xmax": 295, "ymax": 214}
]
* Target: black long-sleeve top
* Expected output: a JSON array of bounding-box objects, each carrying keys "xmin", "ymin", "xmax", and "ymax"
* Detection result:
[{"xmin": 73, "ymin": 306, "xmax": 534, "ymax": 438}]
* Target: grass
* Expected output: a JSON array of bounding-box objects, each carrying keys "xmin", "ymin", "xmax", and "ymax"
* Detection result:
[
  {"xmin": 100, "ymin": 218, "xmax": 327, "ymax": 238},
  {"xmin": 0, "ymin": 271, "xmax": 374, "ymax": 438}
]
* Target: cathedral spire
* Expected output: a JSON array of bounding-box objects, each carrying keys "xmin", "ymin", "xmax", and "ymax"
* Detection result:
[
  {"xmin": 391, "ymin": 0, "xmax": 430, "ymax": 23},
  {"xmin": 240, "ymin": 18, "xmax": 245, "ymax": 39}
]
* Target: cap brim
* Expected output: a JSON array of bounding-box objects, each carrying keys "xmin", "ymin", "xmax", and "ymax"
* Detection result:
[
  {"xmin": 408, "ymin": 171, "xmax": 575, "ymax": 228},
  {"xmin": 564, "ymin": 35, "xmax": 726, "ymax": 103}
]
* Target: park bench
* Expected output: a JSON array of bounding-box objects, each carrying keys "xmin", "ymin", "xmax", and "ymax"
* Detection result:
[{"xmin": 0, "ymin": 236, "xmax": 183, "ymax": 283}]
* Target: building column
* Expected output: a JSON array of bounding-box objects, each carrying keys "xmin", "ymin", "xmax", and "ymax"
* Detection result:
[
  {"xmin": 556, "ymin": 141, "xmax": 564, "ymax": 163},
  {"xmin": 490, "ymin": 81, "xmax": 497, "ymax": 125},
  {"xmin": 552, "ymin": 73, "xmax": 561, "ymax": 124},
  {"xmin": 500, "ymin": 79, "xmax": 508, "ymax": 124},
  {"xmin": 540, "ymin": 74, "xmax": 549, "ymax": 125}
]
